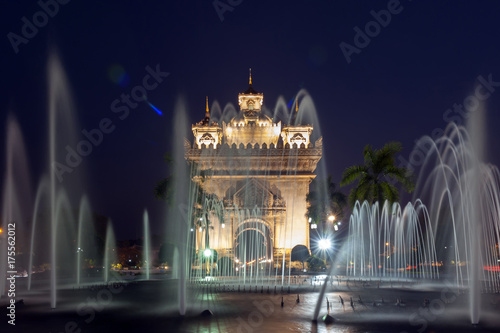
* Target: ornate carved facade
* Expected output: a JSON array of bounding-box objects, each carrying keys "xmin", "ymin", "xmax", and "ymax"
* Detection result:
[{"xmin": 185, "ymin": 71, "xmax": 322, "ymax": 263}]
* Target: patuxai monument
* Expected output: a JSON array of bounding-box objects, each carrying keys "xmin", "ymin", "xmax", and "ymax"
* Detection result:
[{"xmin": 185, "ymin": 70, "xmax": 323, "ymax": 270}]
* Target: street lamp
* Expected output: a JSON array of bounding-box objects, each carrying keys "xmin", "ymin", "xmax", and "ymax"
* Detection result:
[
  {"xmin": 318, "ymin": 238, "xmax": 331, "ymax": 250},
  {"xmin": 203, "ymin": 248, "xmax": 213, "ymax": 276},
  {"xmin": 328, "ymin": 215, "xmax": 337, "ymax": 232},
  {"xmin": 203, "ymin": 248, "xmax": 212, "ymax": 258}
]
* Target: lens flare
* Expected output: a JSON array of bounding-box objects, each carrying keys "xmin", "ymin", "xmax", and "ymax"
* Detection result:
[
  {"xmin": 147, "ymin": 101, "xmax": 163, "ymax": 115},
  {"xmin": 108, "ymin": 64, "xmax": 130, "ymax": 87},
  {"xmin": 318, "ymin": 238, "xmax": 331, "ymax": 250}
]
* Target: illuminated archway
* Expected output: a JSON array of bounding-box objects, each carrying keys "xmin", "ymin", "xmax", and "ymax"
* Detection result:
[{"xmin": 234, "ymin": 219, "xmax": 273, "ymax": 264}]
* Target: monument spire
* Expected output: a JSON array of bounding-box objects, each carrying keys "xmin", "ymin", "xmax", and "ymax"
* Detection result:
[
  {"xmin": 244, "ymin": 68, "xmax": 258, "ymax": 95},
  {"xmin": 205, "ymin": 96, "xmax": 210, "ymax": 118}
]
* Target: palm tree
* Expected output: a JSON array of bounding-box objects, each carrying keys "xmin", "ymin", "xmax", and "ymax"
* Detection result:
[
  {"xmin": 154, "ymin": 153, "xmax": 213, "ymax": 207},
  {"xmin": 154, "ymin": 153, "xmax": 174, "ymax": 202},
  {"xmin": 340, "ymin": 142, "xmax": 415, "ymax": 208},
  {"xmin": 306, "ymin": 176, "xmax": 347, "ymax": 226},
  {"xmin": 195, "ymin": 212, "xmax": 214, "ymax": 250},
  {"xmin": 154, "ymin": 153, "xmax": 220, "ymax": 249},
  {"xmin": 194, "ymin": 213, "xmax": 217, "ymax": 275}
]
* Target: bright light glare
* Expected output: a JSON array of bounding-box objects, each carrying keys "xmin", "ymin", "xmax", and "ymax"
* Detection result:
[
  {"xmin": 203, "ymin": 249, "xmax": 212, "ymax": 258},
  {"xmin": 221, "ymin": 223, "xmax": 225, "ymax": 229},
  {"xmin": 318, "ymin": 238, "xmax": 331, "ymax": 250},
  {"xmin": 328, "ymin": 215, "xmax": 335, "ymax": 221},
  {"xmin": 334, "ymin": 225, "xmax": 339, "ymax": 231}
]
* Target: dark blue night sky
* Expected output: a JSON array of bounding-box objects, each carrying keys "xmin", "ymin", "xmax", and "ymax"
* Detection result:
[{"xmin": 1, "ymin": 0, "xmax": 500, "ymax": 239}]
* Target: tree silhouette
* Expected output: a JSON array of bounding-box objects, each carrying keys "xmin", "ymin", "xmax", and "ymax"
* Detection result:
[{"xmin": 341, "ymin": 142, "xmax": 415, "ymax": 207}]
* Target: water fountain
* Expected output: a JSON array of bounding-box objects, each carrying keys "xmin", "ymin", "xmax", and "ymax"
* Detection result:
[
  {"xmin": 143, "ymin": 210, "xmax": 151, "ymax": 280},
  {"xmin": 344, "ymin": 200, "xmax": 439, "ymax": 279},
  {"xmin": 168, "ymin": 97, "xmax": 191, "ymax": 316},
  {"xmin": 154, "ymin": 83, "xmax": 331, "ymax": 320},
  {"xmin": 104, "ymin": 221, "xmax": 117, "ymax": 283},
  {"xmin": 28, "ymin": 177, "xmax": 50, "ymax": 291},
  {"xmin": 47, "ymin": 48, "xmax": 89, "ymax": 308},
  {"xmin": 336, "ymin": 118, "xmax": 500, "ymax": 325},
  {"xmin": 19, "ymin": 47, "xmax": 109, "ymax": 304},
  {"xmin": 76, "ymin": 196, "xmax": 94, "ymax": 285},
  {"xmin": 7, "ymin": 47, "xmax": 93, "ymax": 307},
  {"xmin": 20, "ymin": 48, "xmax": 116, "ymax": 310},
  {"xmin": 0, "ymin": 115, "xmax": 32, "ymax": 296},
  {"xmin": 2, "ymin": 51, "xmax": 499, "ymax": 332},
  {"xmin": 411, "ymin": 119, "xmax": 500, "ymax": 323}
]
